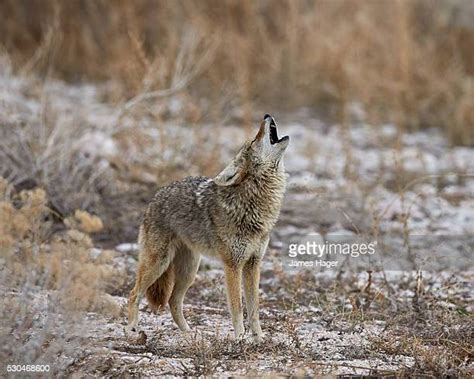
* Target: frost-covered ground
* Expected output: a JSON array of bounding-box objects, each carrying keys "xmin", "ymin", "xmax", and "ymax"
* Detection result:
[
  {"xmin": 62, "ymin": 247, "xmax": 472, "ymax": 376},
  {"xmin": 1, "ymin": 74, "xmax": 473, "ymax": 376}
]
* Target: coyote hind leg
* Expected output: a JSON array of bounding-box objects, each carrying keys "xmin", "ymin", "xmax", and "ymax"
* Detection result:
[
  {"xmin": 169, "ymin": 244, "xmax": 201, "ymax": 331},
  {"xmin": 128, "ymin": 238, "xmax": 174, "ymax": 331}
]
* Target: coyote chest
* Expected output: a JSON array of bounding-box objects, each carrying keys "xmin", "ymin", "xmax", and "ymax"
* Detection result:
[{"xmin": 214, "ymin": 170, "xmax": 287, "ymax": 257}]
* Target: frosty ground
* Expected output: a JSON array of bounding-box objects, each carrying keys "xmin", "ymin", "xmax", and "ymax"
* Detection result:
[{"xmin": 65, "ymin": 253, "xmax": 472, "ymax": 376}]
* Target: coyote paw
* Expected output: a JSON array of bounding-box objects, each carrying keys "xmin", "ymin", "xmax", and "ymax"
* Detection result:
[
  {"xmin": 234, "ymin": 331, "xmax": 263, "ymax": 344},
  {"xmin": 251, "ymin": 333, "xmax": 264, "ymax": 344},
  {"xmin": 178, "ymin": 323, "xmax": 191, "ymax": 333}
]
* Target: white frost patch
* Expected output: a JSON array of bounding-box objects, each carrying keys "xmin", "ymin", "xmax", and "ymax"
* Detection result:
[
  {"xmin": 116, "ymin": 243, "xmax": 140, "ymax": 253},
  {"xmin": 77, "ymin": 131, "xmax": 118, "ymax": 158}
]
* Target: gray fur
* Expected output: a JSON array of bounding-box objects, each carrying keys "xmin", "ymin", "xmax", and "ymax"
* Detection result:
[{"xmin": 128, "ymin": 114, "xmax": 289, "ymax": 342}]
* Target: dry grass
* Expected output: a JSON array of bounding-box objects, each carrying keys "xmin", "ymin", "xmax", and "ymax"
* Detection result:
[
  {"xmin": 271, "ymin": 266, "xmax": 474, "ymax": 377},
  {"xmin": 0, "ymin": 177, "xmax": 124, "ymax": 373},
  {"xmin": 0, "ymin": 178, "xmax": 123, "ymax": 310},
  {"xmin": 1, "ymin": 0, "xmax": 473, "ymax": 144},
  {"xmin": 371, "ymin": 307, "xmax": 474, "ymax": 377},
  {"xmin": 0, "ymin": 82, "xmax": 117, "ymax": 218}
]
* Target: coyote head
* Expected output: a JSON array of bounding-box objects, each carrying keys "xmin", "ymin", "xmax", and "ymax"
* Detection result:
[{"xmin": 214, "ymin": 114, "xmax": 289, "ymax": 186}]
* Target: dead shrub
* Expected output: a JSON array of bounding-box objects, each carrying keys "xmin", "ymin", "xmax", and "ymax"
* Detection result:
[
  {"xmin": 0, "ymin": 179, "xmax": 122, "ymax": 371},
  {"xmin": 0, "ymin": 101, "xmax": 117, "ymax": 218},
  {"xmin": 65, "ymin": 210, "xmax": 104, "ymax": 234}
]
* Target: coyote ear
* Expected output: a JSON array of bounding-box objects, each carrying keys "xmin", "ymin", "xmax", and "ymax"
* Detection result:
[{"xmin": 213, "ymin": 160, "xmax": 247, "ymax": 186}]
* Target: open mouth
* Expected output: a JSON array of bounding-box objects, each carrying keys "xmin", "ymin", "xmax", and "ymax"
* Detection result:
[{"xmin": 266, "ymin": 115, "xmax": 289, "ymax": 145}]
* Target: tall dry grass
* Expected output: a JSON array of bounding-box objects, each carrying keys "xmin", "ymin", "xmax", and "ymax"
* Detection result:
[
  {"xmin": 0, "ymin": 177, "xmax": 123, "ymax": 372},
  {"xmin": 1, "ymin": 0, "xmax": 473, "ymax": 144}
]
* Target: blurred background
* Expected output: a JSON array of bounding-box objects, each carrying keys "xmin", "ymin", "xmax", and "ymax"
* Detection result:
[{"xmin": 1, "ymin": 0, "xmax": 473, "ymax": 143}]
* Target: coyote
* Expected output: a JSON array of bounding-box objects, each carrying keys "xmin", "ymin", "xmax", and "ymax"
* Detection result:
[{"xmin": 128, "ymin": 114, "xmax": 289, "ymax": 342}]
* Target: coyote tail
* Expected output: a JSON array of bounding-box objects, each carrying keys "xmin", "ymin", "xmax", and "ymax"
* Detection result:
[
  {"xmin": 145, "ymin": 265, "xmax": 175, "ymax": 312},
  {"xmin": 137, "ymin": 225, "xmax": 175, "ymax": 312}
]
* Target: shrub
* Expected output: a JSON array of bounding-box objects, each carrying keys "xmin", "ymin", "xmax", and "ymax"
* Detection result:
[{"xmin": 0, "ymin": 179, "xmax": 122, "ymax": 372}]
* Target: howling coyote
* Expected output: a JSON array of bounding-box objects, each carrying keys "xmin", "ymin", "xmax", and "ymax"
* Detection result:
[{"xmin": 128, "ymin": 114, "xmax": 289, "ymax": 342}]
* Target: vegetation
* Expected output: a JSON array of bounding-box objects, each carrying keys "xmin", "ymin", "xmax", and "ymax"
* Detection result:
[{"xmin": 1, "ymin": 0, "xmax": 473, "ymax": 144}]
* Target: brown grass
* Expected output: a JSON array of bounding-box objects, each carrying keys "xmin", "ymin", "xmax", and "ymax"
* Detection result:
[
  {"xmin": 0, "ymin": 178, "xmax": 122, "ymax": 310},
  {"xmin": 0, "ymin": 178, "xmax": 123, "ymax": 372},
  {"xmin": 371, "ymin": 307, "xmax": 474, "ymax": 377},
  {"xmin": 1, "ymin": 0, "xmax": 473, "ymax": 144}
]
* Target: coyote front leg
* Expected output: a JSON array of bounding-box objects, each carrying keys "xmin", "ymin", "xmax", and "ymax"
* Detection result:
[
  {"xmin": 243, "ymin": 257, "xmax": 263, "ymax": 342},
  {"xmin": 223, "ymin": 263, "xmax": 244, "ymax": 339},
  {"xmin": 243, "ymin": 237, "xmax": 268, "ymax": 342}
]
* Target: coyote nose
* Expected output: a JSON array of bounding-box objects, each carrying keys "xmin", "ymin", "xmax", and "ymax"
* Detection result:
[{"xmin": 263, "ymin": 113, "xmax": 275, "ymax": 125}]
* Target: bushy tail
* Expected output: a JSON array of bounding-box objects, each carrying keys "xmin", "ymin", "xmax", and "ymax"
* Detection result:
[{"xmin": 145, "ymin": 263, "xmax": 175, "ymax": 312}]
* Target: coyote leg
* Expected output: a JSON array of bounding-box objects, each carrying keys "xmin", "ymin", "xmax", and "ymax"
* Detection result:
[
  {"xmin": 169, "ymin": 246, "xmax": 201, "ymax": 331},
  {"xmin": 243, "ymin": 238, "xmax": 268, "ymax": 342},
  {"xmin": 243, "ymin": 257, "xmax": 263, "ymax": 342},
  {"xmin": 223, "ymin": 263, "xmax": 244, "ymax": 339}
]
